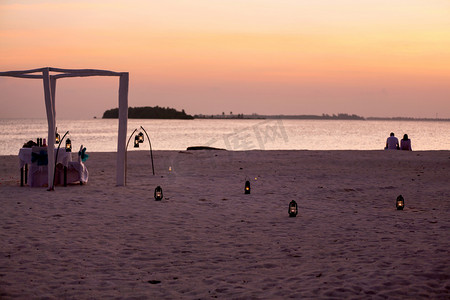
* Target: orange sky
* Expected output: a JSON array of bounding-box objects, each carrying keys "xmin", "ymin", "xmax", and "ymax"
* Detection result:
[{"xmin": 1, "ymin": 0, "xmax": 449, "ymax": 118}]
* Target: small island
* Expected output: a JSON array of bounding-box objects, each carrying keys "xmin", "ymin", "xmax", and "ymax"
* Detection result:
[
  {"xmin": 102, "ymin": 106, "xmax": 194, "ymax": 119},
  {"xmin": 102, "ymin": 107, "xmax": 449, "ymax": 121},
  {"xmin": 194, "ymin": 113, "xmax": 365, "ymax": 120}
]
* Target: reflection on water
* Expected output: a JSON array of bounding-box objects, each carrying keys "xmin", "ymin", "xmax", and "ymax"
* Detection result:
[{"xmin": 0, "ymin": 118, "xmax": 449, "ymax": 155}]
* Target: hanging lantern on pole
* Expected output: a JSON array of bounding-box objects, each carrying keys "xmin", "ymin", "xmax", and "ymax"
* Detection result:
[
  {"xmin": 134, "ymin": 132, "xmax": 144, "ymax": 148},
  {"xmin": 137, "ymin": 132, "xmax": 144, "ymax": 143},
  {"xmin": 65, "ymin": 138, "xmax": 72, "ymax": 152},
  {"xmin": 288, "ymin": 200, "xmax": 298, "ymax": 217},
  {"xmin": 396, "ymin": 195, "xmax": 405, "ymax": 210},
  {"xmin": 55, "ymin": 128, "xmax": 60, "ymax": 144}
]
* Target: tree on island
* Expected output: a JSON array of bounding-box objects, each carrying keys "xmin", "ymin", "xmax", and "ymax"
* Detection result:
[
  {"xmin": 102, "ymin": 106, "xmax": 194, "ymax": 119},
  {"xmin": 321, "ymin": 113, "xmax": 364, "ymax": 120}
]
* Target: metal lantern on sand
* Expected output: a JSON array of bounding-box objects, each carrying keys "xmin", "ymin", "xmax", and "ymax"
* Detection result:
[
  {"xmin": 396, "ymin": 195, "xmax": 405, "ymax": 210},
  {"xmin": 245, "ymin": 180, "xmax": 251, "ymax": 194},
  {"xmin": 154, "ymin": 186, "xmax": 163, "ymax": 201},
  {"xmin": 289, "ymin": 200, "xmax": 298, "ymax": 217}
]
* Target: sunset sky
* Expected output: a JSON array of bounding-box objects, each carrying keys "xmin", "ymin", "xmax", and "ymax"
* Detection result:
[{"xmin": 1, "ymin": 0, "xmax": 449, "ymax": 119}]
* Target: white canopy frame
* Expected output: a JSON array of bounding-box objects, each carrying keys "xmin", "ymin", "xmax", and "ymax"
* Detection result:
[{"xmin": 0, "ymin": 67, "xmax": 129, "ymax": 188}]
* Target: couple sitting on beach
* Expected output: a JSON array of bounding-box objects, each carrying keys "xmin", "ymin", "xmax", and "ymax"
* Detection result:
[{"xmin": 385, "ymin": 132, "xmax": 412, "ymax": 151}]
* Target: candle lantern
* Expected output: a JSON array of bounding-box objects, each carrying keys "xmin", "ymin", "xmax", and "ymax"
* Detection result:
[
  {"xmin": 288, "ymin": 200, "xmax": 298, "ymax": 217},
  {"xmin": 244, "ymin": 180, "xmax": 250, "ymax": 194},
  {"xmin": 154, "ymin": 186, "xmax": 163, "ymax": 201},
  {"xmin": 396, "ymin": 195, "xmax": 404, "ymax": 210},
  {"xmin": 137, "ymin": 132, "xmax": 144, "ymax": 143},
  {"xmin": 134, "ymin": 132, "xmax": 144, "ymax": 148},
  {"xmin": 55, "ymin": 131, "xmax": 60, "ymax": 144},
  {"xmin": 65, "ymin": 138, "xmax": 72, "ymax": 152},
  {"xmin": 134, "ymin": 135, "xmax": 140, "ymax": 148}
]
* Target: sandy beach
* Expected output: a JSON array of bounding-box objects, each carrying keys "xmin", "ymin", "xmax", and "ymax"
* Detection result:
[{"xmin": 0, "ymin": 150, "xmax": 449, "ymax": 299}]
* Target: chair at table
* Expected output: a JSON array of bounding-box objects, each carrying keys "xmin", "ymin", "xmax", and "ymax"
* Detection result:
[
  {"xmin": 29, "ymin": 146, "xmax": 49, "ymax": 187},
  {"xmin": 66, "ymin": 145, "xmax": 89, "ymax": 185}
]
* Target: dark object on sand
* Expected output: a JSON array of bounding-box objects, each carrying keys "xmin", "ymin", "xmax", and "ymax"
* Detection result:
[
  {"xmin": 186, "ymin": 146, "xmax": 226, "ymax": 151},
  {"xmin": 289, "ymin": 200, "xmax": 298, "ymax": 217},
  {"xmin": 245, "ymin": 180, "xmax": 251, "ymax": 194},
  {"xmin": 396, "ymin": 195, "xmax": 405, "ymax": 210}
]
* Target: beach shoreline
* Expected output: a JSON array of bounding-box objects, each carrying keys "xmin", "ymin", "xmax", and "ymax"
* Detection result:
[{"xmin": 1, "ymin": 150, "xmax": 449, "ymax": 299}]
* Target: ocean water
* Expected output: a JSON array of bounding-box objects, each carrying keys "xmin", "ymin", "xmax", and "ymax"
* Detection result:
[{"xmin": 0, "ymin": 118, "xmax": 449, "ymax": 155}]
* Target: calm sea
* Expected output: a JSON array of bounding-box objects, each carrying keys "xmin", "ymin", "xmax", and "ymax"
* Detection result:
[{"xmin": 0, "ymin": 118, "xmax": 449, "ymax": 155}]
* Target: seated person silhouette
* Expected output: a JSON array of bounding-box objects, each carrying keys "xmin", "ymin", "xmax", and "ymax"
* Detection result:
[
  {"xmin": 385, "ymin": 132, "xmax": 399, "ymax": 150},
  {"xmin": 400, "ymin": 134, "xmax": 412, "ymax": 151}
]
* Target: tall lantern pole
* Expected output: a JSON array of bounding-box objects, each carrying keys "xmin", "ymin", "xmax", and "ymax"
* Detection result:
[{"xmin": 140, "ymin": 126, "xmax": 155, "ymax": 175}]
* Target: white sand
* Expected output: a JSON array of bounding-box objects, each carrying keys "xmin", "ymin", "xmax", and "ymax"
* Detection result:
[{"xmin": 0, "ymin": 150, "xmax": 449, "ymax": 299}]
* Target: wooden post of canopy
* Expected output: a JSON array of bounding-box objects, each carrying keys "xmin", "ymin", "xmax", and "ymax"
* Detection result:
[
  {"xmin": 117, "ymin": 73, "xmax": 129, "ymax": 186},
  {"xmin": 42, "ymin": 68, "xmax": 56, "ymax": 190}
]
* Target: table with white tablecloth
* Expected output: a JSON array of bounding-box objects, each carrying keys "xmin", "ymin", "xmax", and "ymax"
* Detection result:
[{"xmin": 19, "ymin": 147, "xmax": 73, "ymax": 187}]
